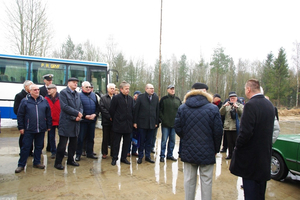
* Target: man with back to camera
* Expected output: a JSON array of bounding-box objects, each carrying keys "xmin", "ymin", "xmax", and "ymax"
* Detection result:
[
  {"xmin": 174, "ymin": 82, "xmax": 223, "ymax": 200},
  {"xmin": 134, "ymin": 83, "xmax": 159, "ymax": 164},
  {"xmin": 54, "ymin": 77, "xmax": 83, "ymax": 170},
  {"xmin": 75, "ymin": 81, "xmax": 99, "ymax": 161},
  {"xmin": 39, "ymin": 74, "xmax": 54, "ymax": 152},
  {"xmin": 109, "ymin": 81, "xmax": 134, "ymax": 166},
  {"xmin": 230, "ymin": 79, "xmax": 275, "ymax": 200},
  {"xmin": 219, "ymin": 91, "xmax": 243, "ymax": 160},
  {"xmin": 13, "ymin": 80, "xmax": 33, "ymax": 156},
  {"xmin": 45, "ymin": 84, "xmax": 61, "ymax": 159},
  {"xmin": 15, "ymin": 84, "xmax": 52, "ymax": 173},
  {"xmin": 159, "ymin": 84, "xmax": 181, "ymax": 162}
]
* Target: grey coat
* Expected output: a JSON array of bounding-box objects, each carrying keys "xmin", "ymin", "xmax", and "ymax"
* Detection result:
[{"xmin": 58, "ymin": 87, "xmax": 83, "ymax": 137}]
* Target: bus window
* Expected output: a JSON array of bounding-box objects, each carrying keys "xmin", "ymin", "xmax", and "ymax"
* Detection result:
[
  {"xmin": 0, "ymin": 59, "xmax": 28, "ymax": 82},
  {"xmin": 31, "ymin": 61, "xmax": 66, "ymax": 85},
  {"xmin": 90, "ymin": 70, "xmax": 107, "ymax": 95},
  {"xmin": 69, "ymin": 65, "xmax": 87, "ymax": 86}
]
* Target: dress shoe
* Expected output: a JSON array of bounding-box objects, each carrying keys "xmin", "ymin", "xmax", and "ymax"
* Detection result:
[
  {"xmin": 54, "ymin": 164, "xmax": 64, "ymax": 170},
  {"xmin": 121, "ymin": 158, "xmax": 131, "ymax": 164},
  {"xmin": 67, "ymin": 161, "xmax": 80, "ymax": 166},
  {"xmin": 137, "ymin": 158, "xmax": 143, "ymax": 164},
  {"xmin": 160, "ymin": 157, "xmax": 164, "ymax": 162},
  {"xmin": 75, "ymin": 156, "xmax": 81, "ymax": 161},
  {"xmin": 132, "ymin": 152, "xmax": 139, "ymax": 156},
  {"xmin": 87, "ymin": 155, "xmax": 98, "ymax": 159},
  {"xmin": 220, "ymin": 149, "xmax": 227, "ymax": 153},
  {"xmin": 82, "ymin": 151, "xmax": 87, "ymax": 156},
  {"xmin": 145, "ymin": 157, "xmax": 155, "ymax": 163},
  {"xmin": 33, "ymin": 164, "xmax": 45, "ymax": 169},
  {"xmin": 111, "ymin": 159, "xmax": 117, "ymax": 166},
  {"xmin": 51, "ymin": 154, "xmax": 56, "ymax": 159},
  {"xmin": 225, "ymin": 156, "xmax": 232, "ymax": 160},
  {"xmin": 167, "ymin": 156, "xmax": 177, "ymax": 161},
  {"xmin": 102, "ymin": 154, "xmax": 107, "ymax": 159},
  {"xmin": 15, "ymin": 166, "xmax": 24, "ymax": 173}
]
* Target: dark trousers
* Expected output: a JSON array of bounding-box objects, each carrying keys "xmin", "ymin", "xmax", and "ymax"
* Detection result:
[
  {"xmin": 243, "ymin": 178, "xmax": 267, "ymax": 200},
  {"xmin": 102, "ymin": 125, "xmax": 114, "ymax": 156},
  {"xmin": 48, "ymin": 126, "xmax": 58, "ymax": 155},
  {"xmin": 226, "ymin": 130, "xmax": 237, "ymax": 157},
  {"xmin": 128, "ymin": 130, "xmax": 138, "ymax": 154},
  {"xmin": 76, "ymin": 121, "xmax": 96, "ymax": 157},
  {"xmin": 221, "ymin": 131, "xmax": 228, "ymax": 150},
  {"xmin": 19, "ymin": 134, "xmax": 33, "ymax": 156},
  {"xmin": 55, "ymin": 136, "xmax": 77, "ymax": 165},
  {"xmin": 18, "ymin": 132, "xmax": 45, "ymax": 167},
  {"xmin": 112, "ymin": 132, "xmax": 131, "ymax": 161},
  {"xmin": 138, "ymin": 128, "xmax": 155, "ymax": 159}
]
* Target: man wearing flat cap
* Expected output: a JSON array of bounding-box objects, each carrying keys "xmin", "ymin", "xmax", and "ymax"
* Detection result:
[
  {"xmin": 54, "ymin": 77, "xmax": 83, "ymax": 170},
  {"xmin": 159, "ymin": 84, "xmax": 181, "ymax": 162},
  {"xmin": 219, "ymin": 91, "xmax": 244, "ymax": 160},
  {"xmin": 40, "ymin": 74, "xmax": 54, "ymax": 152},
  {"xmin": 174, "ymin": 82, "xmax": 223, "ymax": 200}
]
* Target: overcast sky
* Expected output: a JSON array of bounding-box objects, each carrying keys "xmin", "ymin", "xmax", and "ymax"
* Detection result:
[{"xmin": 1, "ymin": 0, "xmax": 300, "ymax": 67}]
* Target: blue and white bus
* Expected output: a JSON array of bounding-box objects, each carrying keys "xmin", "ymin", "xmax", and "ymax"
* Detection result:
[{"xmin": 0, "ymin": 54, "xmax": 110, "ymax": 127}]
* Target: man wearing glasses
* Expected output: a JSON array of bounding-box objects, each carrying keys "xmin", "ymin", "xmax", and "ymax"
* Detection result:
[
  {"xmin": 15, "ymin": 84, "xmax": 52, "ymax": 173},
  {"xmin": 75, "ymin": 81, "xmax": 99, "ymax": 161}
]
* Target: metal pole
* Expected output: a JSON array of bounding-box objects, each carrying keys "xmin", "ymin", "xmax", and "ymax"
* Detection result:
[{"xmin": 158, "ymin": 0, "xmax": 163, "ymax": 99}]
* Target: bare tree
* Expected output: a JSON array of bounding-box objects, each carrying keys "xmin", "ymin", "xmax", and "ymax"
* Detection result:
[
  {"xmin": 4, "ymin": 0, "xmax": 52, "ymax": 56},
  {"xmin": 292, "ymin": 41, "xmax": 300, "ymax": 107}
]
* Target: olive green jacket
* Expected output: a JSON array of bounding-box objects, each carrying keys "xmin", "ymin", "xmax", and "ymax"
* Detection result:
[{"xmin": 219, "ymin": 103, "xmax": 244, "ymax": 131}]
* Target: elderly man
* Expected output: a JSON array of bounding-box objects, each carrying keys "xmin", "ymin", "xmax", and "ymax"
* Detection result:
[
  {"xmin": 109, "ymin": 81, "xmax": 134, "ymax": 165},
  {"xmin": 100, "ymin": 83, "xmax": 115, "ymax": 159},
  {"xmin": 219, "ymin": 91, "xmax": 244, "ymax": 160},
  {"xmin": 14, "ymin": 80, "xmax": 33, "ymax": 155},
  {"xmin": 75, "ymin": 81, "xmax": 99, "ymax": 161},
  {"xmin": 54, "ymin": 77, "xmax": 83, "ymax": 170},
  {"xmin": 45, "ymin": 84, "xmax": 60, "ymax": 159},
  {"xmin": 134, "ymin": 83, "xmax": 159, "ymax": 164},
  {"xmin": 15, "ymin": 84, "xmax": 52, "ymax": 173},
  {"xmin": 159, "ymin": 84, "xmax": 181, "ymax": 162},
  {"xmin": 230, "ymin": 79, "xmax": 275, "ymax": 199},
  {"xmin": 174, "ymin": 82, "xmax": 223, "ymax": 200}
]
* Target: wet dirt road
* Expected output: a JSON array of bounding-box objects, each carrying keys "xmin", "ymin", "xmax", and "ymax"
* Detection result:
[{"xmin": 0, "ymin": 120, "xmax": 300, "ymax": 200}]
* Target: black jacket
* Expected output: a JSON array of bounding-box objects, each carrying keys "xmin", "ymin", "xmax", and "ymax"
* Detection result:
[
  {"xmin": 230, "ymin": 94, "xmax": 275, "ymax": 181},
  {"xmin": 109, "ymin": 93, "xmax": 134, "ymax": 134},
  {"xmin": 134, "ymin": 92, "xmax": 159, "ymax": 129},
  {"xmin": 39, "ymin": 85, "xmax": 47, "ymax": 97},
  {"xmin": 14, "ymin": 89, "xmax": 28, "ymax": 115},
  {"xmin": 100, "ymin": 94, "xmax": 113, "ymax": 126}
]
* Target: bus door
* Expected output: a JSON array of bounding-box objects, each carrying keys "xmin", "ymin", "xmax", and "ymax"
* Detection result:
[{"xmin": 89, "ymin": 68, "xmax": 107, "ymax": 96}]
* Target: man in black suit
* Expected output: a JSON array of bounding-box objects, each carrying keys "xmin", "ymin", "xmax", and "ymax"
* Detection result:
[
  {"xmin": 230, "ymin": 79, "xmax": 275, "ymax": 200},
  {"xmin": 134, "ymin": 83, "xmax": 159, "ymax": 164},
  {"xmin": 13, "ymin": 80, "xmax": 33, "ymax": 155},
  {"xmin": 109, "ymin": 81, "xmax": 134, "ymax": 166}
]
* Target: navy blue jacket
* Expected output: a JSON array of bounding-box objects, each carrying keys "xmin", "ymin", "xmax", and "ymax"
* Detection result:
[
  {"xmin": 80, "ymin": 91, "xmax": 99, "ymax": 123},
  {"xmin": 17, "ymin": 94, "xmax": 52, "ymax": 133},
  {"xmin": 174, "ymin": 90, "xmax": 223, "ymax": 165}
]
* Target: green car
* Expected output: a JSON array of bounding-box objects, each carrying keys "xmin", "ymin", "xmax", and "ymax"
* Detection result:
[{"xmin": 271, "ymin": 134, "xmax": 300, "ymax": 180}]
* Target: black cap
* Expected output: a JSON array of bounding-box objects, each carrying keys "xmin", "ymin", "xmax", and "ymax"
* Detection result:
[
  {"xmin": 192, "ymin": 82, "xmax": 208, "ymax": 90},
  {"xmin": 228, "ymin": 91, "xmax": 237, "ymax": 97},
  {"xmin": 213, "ymin": 93, "xmax": 221, "ymax": 98},
  {"xmin": 68, "ymin": 77, "xmax": 79, "ymax": 82},
  {"xmin": 43, "ymin": 74, "xmax": 53, "ymax": 81}
]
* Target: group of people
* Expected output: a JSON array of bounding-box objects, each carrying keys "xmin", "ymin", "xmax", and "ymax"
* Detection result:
[{"xmin": 13, "ymin": 75, "xmax": 276, "ymax": 200}]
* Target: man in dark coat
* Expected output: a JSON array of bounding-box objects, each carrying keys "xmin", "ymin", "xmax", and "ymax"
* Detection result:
[
  {"xmin": 134, "ymin": 83, "xmax": 159, "ymax": 164},
  {"xmin": 100, "ymin": 83, "xmax": 115, "ymax": 159},
  {"xmin": 109, "ymin": 81, "xmax": 134, "ymax": 166},
  {"xmin": 230, "ymin": 79, "xmax": 275, "ymax": 200},
  {"xmin": 174, "ymin": 83, "xmax": 223, "ymax": 200},
  {"xmin": 15, "ymin": 84, "xmax": 52, "ymax": 173},
  {"xmin": 13, "ymin": 80, "xmax": 33, "ymax": 155},
  {"xmin": 54, "ymin": 77, "xmax": 83, "ymax": 170}
]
